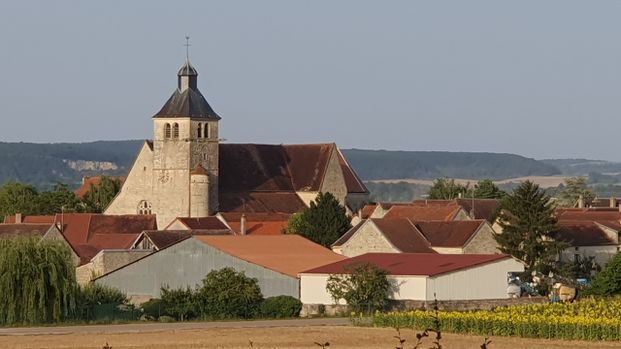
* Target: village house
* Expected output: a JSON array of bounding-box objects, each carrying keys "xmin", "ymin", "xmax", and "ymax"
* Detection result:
[{"xmin": 103, "ymin": 59, "xmax": 369, "ymax": 227}]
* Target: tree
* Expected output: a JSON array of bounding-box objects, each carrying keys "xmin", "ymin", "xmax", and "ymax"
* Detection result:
[
  {"xmin": 289, "ymin": 192, "xmax": 352, "ymax": 247},
  {"xmin": 37, "ymin": 183, "xmax": 81, "ymax": 215},
  {"xmin": 495, "ymin": 181, "xmax": 567, "ymax": 278},
  {"xmin": 428, "ymin": 178, "xmax": 469, "ymax": 200},
  {"xmin": 196, "ymin": 268, "xmax": 263, "ymax": 319},
  {"xmin": 81, "ymin": 177, "xmax": 122, "ymax": 213},
  {"xmin": 0, "ymin": 181, "xmax": 40, "ymax": 221},
  {"xmin": 585, "ymin": 253, "xmax": 621, "ymax": 296},
  {"xmin": 556, "ymin": 176, "xmax": 595, "ymax": 208},
  {"xmin": 472, "ymin": 179, "xmax": 505, "ymax": 199},
  {"xmin": 160, "ymin": 286, "xmax": 196, "ymax": 321},
  {"xmin": 0, "ymin": 238, "xmax": 77, "ymax": 324},
  {"xmin": 78, "ymin": 283, "xmax": 127, "ymax": 307},
  {"xmin": 326, "ymin": 263, "xmax": 393, "ymax": 312}
]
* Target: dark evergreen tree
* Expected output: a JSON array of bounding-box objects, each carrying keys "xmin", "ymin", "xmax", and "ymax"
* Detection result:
[
  {"xmin": 81, "ymin": 177, "xmax": 122, "ymax": 213},
  {"xmin": 289, "ymin": 192, "xmax": 352, "ymax": 247},
  {"xmin": 495, "ymin": 181, "xmax": 566, "ymax": 277}
]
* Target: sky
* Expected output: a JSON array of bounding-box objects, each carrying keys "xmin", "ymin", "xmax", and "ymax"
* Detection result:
[{"xmin": 1, "ymin": 1, "xmax": 621, "ymax": 161}]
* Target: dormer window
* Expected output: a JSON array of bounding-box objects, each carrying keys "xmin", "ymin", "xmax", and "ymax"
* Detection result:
[
  {"xmin": 164, "ymin": 123, "xmax": 171, "ymax": 139},
  {"xmin": 172, "ymin": 123, "xmax": 179, "ymax": 139}
]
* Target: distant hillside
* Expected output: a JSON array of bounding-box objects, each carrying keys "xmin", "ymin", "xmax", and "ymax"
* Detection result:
[
  {"xmin": 341, "ymin": 149, "xmax": 561, "ymax": 180},
  {"xmin": 0, "ymin": 141, "xmax": 566, "ymax": 189},
  {"xmin": 0, "ymin": 140, "xmax": 143, "ymax": 189},
  {"xmin": 540, "ymin": 159, "xmax": 621, "ymax": 176}
]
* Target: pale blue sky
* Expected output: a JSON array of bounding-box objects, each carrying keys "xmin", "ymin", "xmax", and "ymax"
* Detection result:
[{"xmin": 1, "ymin": 1, "xmax": 620, "ymax": 160}]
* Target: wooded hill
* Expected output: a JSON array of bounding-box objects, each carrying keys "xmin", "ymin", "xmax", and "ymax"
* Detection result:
[{"xmin": 2, "ymin": 140, "xmax": 621, "ymax": 190}]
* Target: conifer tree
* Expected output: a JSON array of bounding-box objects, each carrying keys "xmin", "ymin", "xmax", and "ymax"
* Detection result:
[
  {"xmin": 288, "ymin": 192, "xmax": 352, "ymax": 247},
  {"xmin": 495, "ymin": 181, "xmax": 566, "ymax": 277}
]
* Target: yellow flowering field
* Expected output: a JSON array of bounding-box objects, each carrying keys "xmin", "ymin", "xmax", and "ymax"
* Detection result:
[{"xmin": 371, "ymin": 298, "xmax": 621, "ymax": 341}]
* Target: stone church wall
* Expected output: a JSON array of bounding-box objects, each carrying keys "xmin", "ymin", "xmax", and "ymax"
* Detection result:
[{"xmin": 319, "ymin": 147, "xmax": 349, "ymax": 205}]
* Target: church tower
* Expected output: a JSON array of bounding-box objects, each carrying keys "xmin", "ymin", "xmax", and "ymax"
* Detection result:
[{"xmin": 152, "ymin": 57, "xmax": 221, "ymax": 221}]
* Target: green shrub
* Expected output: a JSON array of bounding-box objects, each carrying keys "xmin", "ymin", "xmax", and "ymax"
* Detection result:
[
  {"xmin": 78, "ymin": 283, "xmax": 128, "ymax": 307},
  {"xmin": 160, "ymin": 286, "xmax": 196, "ymax": 321},
  {"xmin": 140, "ymin": 298, "xmax": 168, "ymax": 319},
  {"xmin": 196, "ymin": 267, "xmax": 263, "ymax": 319},
  {"xmin": 259, "ymin": 296, "xmax": 302, "ymax": 318}
]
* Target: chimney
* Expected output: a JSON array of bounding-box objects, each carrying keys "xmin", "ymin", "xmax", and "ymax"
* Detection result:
[
  {"xmin": 611, "ymin": 196, "xmax": 616, "ymax": 208},
  {"xmin": 240, "ymin": 214, "xmax": 246, "ymax": 236},
  {"xmin": 358, "ymin": 208, "xmax": 363, "ymax": 218},
  {"xmin": 577, "ymin": 195, "xmax": 584, "ymax": 209},
  {"xmin": 15, "ymin": 213, "xmax": 22, "ymax": 224}
]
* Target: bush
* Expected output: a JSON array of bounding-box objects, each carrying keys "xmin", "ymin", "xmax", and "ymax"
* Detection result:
[
  {"xmin": 78, "ymin": 283, "xmax": 128, "ymax": 307},
  {"xmin": 160, "ymin": 286, "xmax": 196, "ymax": 321},
  {"xmin": 196, "ymin": 268, "xmax": 263, "ymax": 319},
  {"xmin": 259, "ymin": 296, "xmax": 302, "ymax": 318},
  {"xmin": 585, "ymin": 253, "xmax": 621, "ymax": 296},
  {"xmin": 140, "ymin": 298, "xmax": 168, "ymax": 319}
]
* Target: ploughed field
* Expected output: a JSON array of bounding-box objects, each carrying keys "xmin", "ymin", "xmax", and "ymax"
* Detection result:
[{"xmin": 1, "ymin": 326, "xmax": 621, "ymax": 349}]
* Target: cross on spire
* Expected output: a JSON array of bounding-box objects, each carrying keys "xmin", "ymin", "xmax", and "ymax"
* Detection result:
[{"xmin": 184, "ymin": 36, "xmax": 191, "ymax": 62}]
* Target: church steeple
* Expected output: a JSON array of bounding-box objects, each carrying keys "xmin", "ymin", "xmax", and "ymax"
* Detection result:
[{"xmin": 178, "ymin": 61, "xmax": 198, "ymax": 92}]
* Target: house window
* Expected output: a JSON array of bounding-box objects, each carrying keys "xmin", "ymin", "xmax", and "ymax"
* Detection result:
[
  {"xmin": 197, "ymin": 123, "xmax": 202, "ymax": 138},
  {"xmin": 137, "ymin": 200, "xmax": 152, "ymax": 215},
  {"xmin": 172, "ymin": 123, "xmax": 179, "ymax": 139},
  {"xmin": 164, "ymin": 123, "xmax": 171, "ymax": 139}
]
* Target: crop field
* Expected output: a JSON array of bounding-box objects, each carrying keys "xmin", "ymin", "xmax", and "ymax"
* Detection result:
[{"xmin": 1, "ymin": 326, "xmax": 620, "ymax": 349}]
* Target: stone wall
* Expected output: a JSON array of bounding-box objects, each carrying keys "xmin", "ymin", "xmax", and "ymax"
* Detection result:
[
  {"xmin": 320, "ymin": 147, "xmax": 349, "ymax": 205},
  {"xmin": 301, "ymin": 297, "xmax": 547, "ymax": 317},
  {"xmin": 463, "ymin": 222, "xmax": 500, "ymax": 254},
  {"xmin": 337, "ymin": 220, "xmax": 399, "ymax": 257}
]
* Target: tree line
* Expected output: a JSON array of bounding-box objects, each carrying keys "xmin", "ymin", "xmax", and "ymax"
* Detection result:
[{"xmin": 0, "ymin": 177, "xmax": 121, "ymax": 221}]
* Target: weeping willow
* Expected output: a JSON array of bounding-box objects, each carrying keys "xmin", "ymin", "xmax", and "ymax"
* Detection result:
[{"xmin": 0, "ymin": 237, "xmax": 77, "ymax": 325}]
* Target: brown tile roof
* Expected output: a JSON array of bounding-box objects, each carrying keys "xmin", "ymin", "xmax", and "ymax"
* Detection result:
[
  {"xmin": 74, "ymin": 176, "xmax": 125, "ymax": 199},
  {"xmin": 556, "ymin": 208, "xmax": 621, "ymax": 221},
  {"xmin": 302, "ymin": 253, "xmax": 514, "ymax": 277},
  {"xmin": 53, "ymin": 213, "xmax": 157, "ymax": 264},
  {"xmin": 0, "ymin": 224, "xmax": 54, "ymax": 238},
  {"xmin": 140, "ymin": 229, "xmax": 234, "ymax": 250},
  {"xmin": 414, "ymin": 220, "xmax": 485, "ymax": 248},
  {"xmin": 172, "ymin": 217, "xmax": 229, "ymax": 230},
  {"xmin": 557, "ymin": 221, "xmax": 618, "ymax": 246},
  {"xmin": 219, "ymin": 212, "xmax": 291, "ymax": 235},
  {"xmin": 194, "ymin": 235, "xmax": 346, "ymax": 277},
  {"xmin": 3, "ymin": 215, "xmax": 55, "ymax": 224},
  {"xmin": 455, "ymin": 199, "xmax": 501, "ymax": 222},
  {"xmin": 360, "ymin": 204, "xmax": 377, "ymax": 219},
  {"xmin": 370, "ymin": 218, "xmax": 435, "ymax": 253},
  {"xmin": 219, "ymin": 192, "xmax": 307, "ymax": 213},
  {"xmin": 383, "ymin": 205, "xmax": 461, "ymax": 221}
]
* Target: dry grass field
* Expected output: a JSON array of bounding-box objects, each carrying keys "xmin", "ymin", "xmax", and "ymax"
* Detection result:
[
  {"xmin": 368, "ymin": 176, "xmax": 568, "ymax": 189},
  {"xmin": 1, "ymin": 326, "xmax": 619, "ymax": 349}
]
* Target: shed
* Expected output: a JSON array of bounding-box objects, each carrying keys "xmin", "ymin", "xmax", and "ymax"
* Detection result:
[{"xmin": 300, "ymin": 253, "xmax": 524, "ymax": 304}]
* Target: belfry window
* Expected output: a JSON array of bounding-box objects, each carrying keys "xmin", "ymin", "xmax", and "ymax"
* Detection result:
[
  {"xmin": 197, "ymin": 123, "xmax": 202, "ymax": 138},
  {"xmin": 172, "ymin": 123, "xmax": 179, "ymax": 139},
  {"xmin": 205, "ymin": 123, "xmax": 210, "ymax": 139},
  {"xmin": 137, "ymin": 200, "xmax": 152, "ymax": 215},
  {"xmin": 164, "ymin": 123, "xmax": 171, "ymax": 139}
]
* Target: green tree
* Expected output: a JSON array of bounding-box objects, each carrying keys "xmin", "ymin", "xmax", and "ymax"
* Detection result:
[
  {"xmin": 0, "ymin": 181, "xmax": 40, "ymax": 221},
  {"xmin": 556, "ymin": 176, "xmax": 595, "ymax": 208},
  {"xmin": 160, "ymin": 286, "xmax": 196, "ymax": 321},
  {"xmin": 196, "ymin": 268, "xmax": 263, "ymax": 319},
  {"xmin": 0, "ymin": 238, "xmax": 77, "ymax": 325},
  {"xmin": 290, "ymin": 192, "xmax": 352, "ymax": 247},
  {"xmin": 326, "ymin": 263, "xmax": 393, "ymax": 312},
  {"xmin": 78, "ymin": 283, "xmax": 127, "ymax": 307},
  {"xmin": 428, "ymin": 178, "xmax": 469, "ymax": 199},
  {"xmin": 472, "ymin": 179, "xmax": 505, "ymax": 199},
  {"xmin": 37, "ymin": 183, "xmax": 81, "ymax": 215},
  {"xmin": 81, "ymin": 177, "xmax": 122, "ymax": 213},
  {"xmin": 495, "ymin": 181, "xmax": 567, "ymax": 278},
  {"xmin": 586, "ymin": 253, "xmax": 621, "ymax": 296}
]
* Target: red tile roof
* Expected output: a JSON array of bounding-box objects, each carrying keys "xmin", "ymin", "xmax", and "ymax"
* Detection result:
[
  {"xmin": 370, "ymin": 219, "xmax": 435, "ymax": 253},
  {"xmin": 74, "ymin": 176, "xmax": 125, "ymax": 199},
  {"xmin": 0, "ymin": 224, "xmax": 54, "ymax": 238},
  {"xmin": 219, "ymin": 192, "xmax": 307, "ymax": 213},
  {"xmin": 556, "ymin": 221, "xmax": 618, "ymax": 246},
  {"xmin": 172, "ymin": 217, "xmax": 229, "ymax": 230},
  {"xmin": 194, "ymin": 235, "xmax": 346, "ymax": 277},
  {"xmin": 383, "ymin": 205, "xmax": 461, "ymax": 221},
  {"xmin": 3, "ymin": 215, "xmax": 55, "ymax": 224},
  {"xmin": 360, "ymin": 204, "xmax": 377, "ymax": 219},
  {"xmin": 220, "ymin": 212, "xmax": 291, "ymax": 235},
  {"xmin": 414, "ymin": 220, "xmax": 485, "ymax": 248},
  {"xmin": 302, "ymin": 253, "xmax": 513, "ymax": 277},
  {"xmin": 556, "ymin": 208, "xmax": 621, "ymax": 221}
]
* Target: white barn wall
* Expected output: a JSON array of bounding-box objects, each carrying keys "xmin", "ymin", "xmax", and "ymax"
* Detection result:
[
  {"xmin": 391, "ymin": 276, "xmax": 427, "ymax": 300},
  {"xmin": 560, "ymin": 245, "xmax": 618, "ymax": 267},
  {"xmin": 96, "ymin": 238, "xmax": 299, "ymax": 300},
  {"xmin": 426, "ymin": 259, "xmax": 524, "ymax": 300},
  {"xmin": 300, "ymin": 274, "xmax": 333, "ymax": 304}
]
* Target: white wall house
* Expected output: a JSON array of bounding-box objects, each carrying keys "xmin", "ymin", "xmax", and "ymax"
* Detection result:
[{"xmin": 300, "ymin": 253, "xmax": 524, "ymax": 304}]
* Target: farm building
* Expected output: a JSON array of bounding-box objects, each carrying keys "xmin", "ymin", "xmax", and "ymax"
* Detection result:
[
  {"xmin": 300, "ymin": 253, "xmax": 524, "ymax": 304},
  {"xmin": 94, "ymin": 235, "xmax": 345, "ymax": 303}
]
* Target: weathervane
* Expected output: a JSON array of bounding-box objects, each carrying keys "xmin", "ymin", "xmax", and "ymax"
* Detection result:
[{"xmin": 184, "ymin": 36, "xmax": 191, "ymax": 62}]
